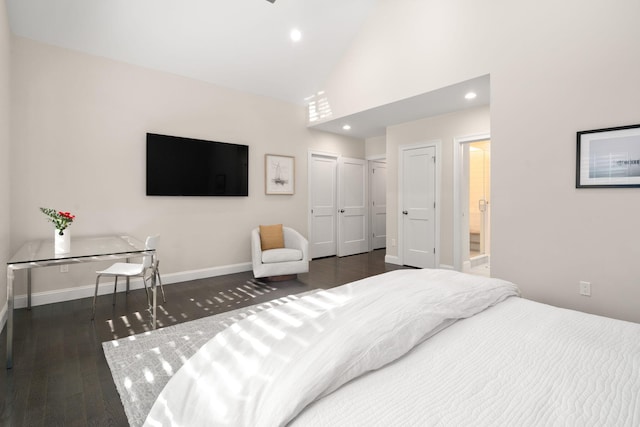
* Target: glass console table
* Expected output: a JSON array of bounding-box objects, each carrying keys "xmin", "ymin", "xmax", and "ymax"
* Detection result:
[{"xmin": 5, "ymin": 235, "xmax": 157, "ymax": 369}]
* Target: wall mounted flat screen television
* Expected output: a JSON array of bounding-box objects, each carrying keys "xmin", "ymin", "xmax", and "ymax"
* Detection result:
[{"xmin": 146, "ymin": 133, "xmax": 249, "ymax": 196}]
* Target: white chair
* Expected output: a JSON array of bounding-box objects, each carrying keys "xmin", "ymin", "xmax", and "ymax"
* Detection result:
[
  {"xmin": 91, "ymin": 235, "xmax": 166, "ymax": 320},
  {"xmin": 251, "ymin": 226, "xmax": 309, "ymax": 280}
]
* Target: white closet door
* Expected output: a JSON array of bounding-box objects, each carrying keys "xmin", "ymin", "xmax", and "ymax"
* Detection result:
[
  {"xmin": 309, "ymin": 154, "xmax": 337, "ymax": 259},
  {"xmin": 370, "ymin": 160, "xmax": 387, "ymax": 250},
  {"xmin": 338, "ymin": 157, "xmax": 368, "ymax": 257}
]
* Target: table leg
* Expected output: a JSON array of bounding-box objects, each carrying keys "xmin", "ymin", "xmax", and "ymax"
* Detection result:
[
  {"xmin": 7, "ymin": 267, "xmax": 14, "ymax": 369},
  {"xmin": 27, "ymin": 268, "xmax": 32, "ymax": 310},
  {"xmin": 152, "ymin": 265, "xmax": 157, "ymax": 330},
  {"xmin": 125, "ymin": 257, "xmax": 130, "ymax": 293}
]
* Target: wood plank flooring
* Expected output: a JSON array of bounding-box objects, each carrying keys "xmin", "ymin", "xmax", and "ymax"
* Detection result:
[{"xmin": 0, "ymin": 250, "xmax": 406, "ymax": 426}]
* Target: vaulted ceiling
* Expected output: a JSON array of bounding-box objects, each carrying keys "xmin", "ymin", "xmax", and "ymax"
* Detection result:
[
  {"xmin": 6, "ymin": 0, "xmax": 489, "ymax": 138},
  {"xmin": 7, "ymin": 0, "xmax": 378, "ymax": 105}
]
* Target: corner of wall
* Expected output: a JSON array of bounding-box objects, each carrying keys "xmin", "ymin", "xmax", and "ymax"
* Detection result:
[{"xmin": 0, "ymin": 0, "xmax": 11, "ymax": 334}]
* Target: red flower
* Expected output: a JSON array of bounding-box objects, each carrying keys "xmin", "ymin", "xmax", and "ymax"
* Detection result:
[{"xmin": 59, "ymin": 211, "xmax": 75, "ymax": 220}]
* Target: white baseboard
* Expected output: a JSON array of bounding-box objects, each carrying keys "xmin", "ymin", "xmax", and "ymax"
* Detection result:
[
  {"xmin": 439, "ymin": 264, "xmax": 454, "ymax": 270},
  {"xmin": 385, "ymin": 255, "xmax": 402, "ymax": 265},
  {"xmin": 163, "ymin": 262, "xmax": 252, "ymax": 284},
  {"xmin": 10, "ymin": 262, "xmax": 253, "ymax": 310}
]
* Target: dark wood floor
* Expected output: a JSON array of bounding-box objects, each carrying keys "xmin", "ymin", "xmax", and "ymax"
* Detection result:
[{"xmin": 0, "ymin": 250, "xmax": 405, "ymax": 426}]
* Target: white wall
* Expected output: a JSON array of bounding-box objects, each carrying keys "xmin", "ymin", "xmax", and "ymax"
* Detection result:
[
  {"xmin": 324, "ymin": 0, "xmax": 640, "ymax": 322},
  {"xmin": 0, "ymin": 0, "xmax": 10, "ymax": 323},
  {"xmin": 365, "ymin": 135, "xmax": 386, "ymax": 158},
  {"xmin": 309, "ymin": 130, "xmax": 364, "ymax": 158},
  {"xmin": 386, "ymin": 106, "xmax": 490, "ymax": 267},
  {"xmin": 9, "ymin": 37, "xmax": 363, "ymax": 300},
  {"xmin": 321, "ymin": 0, "xmax": 492, "ymax": 120}
]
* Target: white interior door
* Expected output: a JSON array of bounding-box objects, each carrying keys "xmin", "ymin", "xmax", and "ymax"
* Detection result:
[
  {"xmin": 402, "ymin": 146, "xmax": 436, "ymax": 268},
  {"xmin": 309, "ymin": 153, "xmax": 337, "ymax": 258},
  {"xmin": 338, "ymin": 157, "xmax": 368, "ymax": 256},
  {"xmin": 370, "ymin": 160, "xmax": 387, "ymax": 250}
]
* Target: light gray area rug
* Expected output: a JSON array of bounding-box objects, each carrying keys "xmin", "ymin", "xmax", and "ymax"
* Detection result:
[{"xmin": 103, "ymin": 291, "xmax": 317, "ymax": 427}]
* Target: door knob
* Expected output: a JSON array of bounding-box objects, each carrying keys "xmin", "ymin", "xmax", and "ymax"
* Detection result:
[
  {"xmin": 402, "ymin": 210, "xmax": 408, "ymax": 215},
  {"xmin": 340, "ymin": 209, "xmax": 345, "ymax": 213}
]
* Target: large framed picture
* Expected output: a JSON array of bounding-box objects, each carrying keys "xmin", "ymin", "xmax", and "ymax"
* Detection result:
[
  {"xmin": 265, "ymin": 154, "xmax": 295, "ymax": 195},
  {"xmin": 576, "ymin": 124, "xmax": 640, "ymax": 188}
]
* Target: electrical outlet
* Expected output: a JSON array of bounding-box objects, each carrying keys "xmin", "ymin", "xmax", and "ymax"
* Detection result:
[
  {"xmin": 579, "ymin": 281, "xmax": 591, "ymax": 296},
  {"xmin": 60, "ymin": 265, "xmax": 69, "ymax": 273}
]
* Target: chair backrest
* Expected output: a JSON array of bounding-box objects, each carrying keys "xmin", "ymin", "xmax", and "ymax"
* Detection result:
[{"xmin": 143, "ymin": 235, "xmax": 160, "ymax": 268}]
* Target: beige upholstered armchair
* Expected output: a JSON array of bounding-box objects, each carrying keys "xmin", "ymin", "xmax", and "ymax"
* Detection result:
[{"xmin": 251, "ymin": 225, "xmax": 309, "ymax": 280}]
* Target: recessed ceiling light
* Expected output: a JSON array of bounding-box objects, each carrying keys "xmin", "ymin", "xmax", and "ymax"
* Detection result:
[
  {"xmin": 290, "ymin": 28, "xmax": 302, "ymax": 42},
  {"xmin": 465, "ymin": 92, "xmax": 477, "ymax": 100},
  {"xmin": 342, "ymin": 124, "xmax": 351, "ymax": 131}
]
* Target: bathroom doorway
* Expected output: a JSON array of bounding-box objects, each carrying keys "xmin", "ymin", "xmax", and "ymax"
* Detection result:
[
  {"xmin": 467, "ymin": 141, "xmax": 490, "ymax": 262},
  {"xmin": 453, "ymin": 134, "xmax": 490, "ymax": 276}
]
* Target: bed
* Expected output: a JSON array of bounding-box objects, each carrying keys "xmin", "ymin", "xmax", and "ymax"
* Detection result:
[{"xmin": 104, "ymin": 269, "xmax": 640, "ymax": 426}]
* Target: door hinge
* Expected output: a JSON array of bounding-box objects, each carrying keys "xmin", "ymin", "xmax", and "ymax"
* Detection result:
[
  {"xmin": 433, "ymin": 248, "xmax": 436, "ymax": 254},
  {"xmin": 433, "ymin": 156, "xmax": 436, "ymax": 163}
]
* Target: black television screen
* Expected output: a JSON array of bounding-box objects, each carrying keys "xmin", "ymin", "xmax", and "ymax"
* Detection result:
[{"xmin": 146, "ymin": 133, "xmax": 249, "ymax": 196}]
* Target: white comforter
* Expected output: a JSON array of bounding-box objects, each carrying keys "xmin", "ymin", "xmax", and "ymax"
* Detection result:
[
  {"xmin": 291, "ymin": 296, "xmax": 640, "ymax": 426},
  {"xmin": 143, "ymin": 269, "xmax": 518, "ymax": 427}
]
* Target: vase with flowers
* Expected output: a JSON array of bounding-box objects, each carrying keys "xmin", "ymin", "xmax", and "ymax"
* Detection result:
[{"xmin": 40, "ymin": 207, "xmax": 75, "ymax": 254}]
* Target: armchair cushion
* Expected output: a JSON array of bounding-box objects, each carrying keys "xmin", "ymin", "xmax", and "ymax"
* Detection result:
[
  {"xmin": 259, "ymin": 224, "xmax": 284, "ymax": 250},
  {"xmin": 262, "ymin": 248, "xmax": 303, "ymax": 264}
]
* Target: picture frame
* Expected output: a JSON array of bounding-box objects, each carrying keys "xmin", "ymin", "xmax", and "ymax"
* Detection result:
[
  {"xmin": 265, "ymin": 154, "xmax": 295, "ymax": 195},
  {"xmin": 576, "ymin": 123, "xmax": 640, "ymax": 188}
]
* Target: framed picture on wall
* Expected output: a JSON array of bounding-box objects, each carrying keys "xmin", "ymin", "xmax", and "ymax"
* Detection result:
[
  {"xmin": 576, "ymin": 123, "xmax": 640, "ymax": 188},
  {"xmin": 265, "ymin": 154, "xmax": 295, "ymax": 195}
]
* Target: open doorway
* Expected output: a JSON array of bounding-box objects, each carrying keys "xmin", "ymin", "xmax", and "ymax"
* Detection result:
[
  {"xmin": 453, "ymin": 134, "xmax": 490, "ymax": 276},
  {"xmin": 467, "ymin": 141, "xmax": 490, "ymax": 265}
]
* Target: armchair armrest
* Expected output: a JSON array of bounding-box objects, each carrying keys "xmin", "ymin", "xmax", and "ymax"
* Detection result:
[
  {"xmin": 251, "ymin": 228, "xmax": 264, "ymax": 271},
  {"xmin": 283, "ymin": 227, "xmax": 309, "ymax": 262}
]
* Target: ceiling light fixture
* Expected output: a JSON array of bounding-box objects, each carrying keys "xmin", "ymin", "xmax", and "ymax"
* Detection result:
[
  {"xmin": 290, "ymin": 29, "xmax": 302, "ymax": 42},
  {"xmin": 342, "ymin": 124, "xmax": 351, "ymax": 131},
  {"xmin": 465, "ymin": 92, "xmax": 477, "ymax": 100}
]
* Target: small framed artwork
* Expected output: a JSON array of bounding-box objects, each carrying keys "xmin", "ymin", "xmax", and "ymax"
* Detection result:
[
  {"xmin": 265, "ymin": 154, "xmax": 295, "ymax": 195},
  {"xmin": 576, "ymin": 123, "xmax": 640, "ymax": 188}
]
